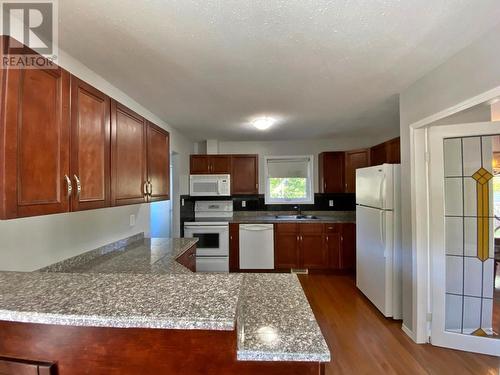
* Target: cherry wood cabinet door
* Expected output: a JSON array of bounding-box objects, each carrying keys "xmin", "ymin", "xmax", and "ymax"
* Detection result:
[
  {"xmin": 274, "ymin": 224, "xmax": 300, "ymax": 269},
  {"xmin": 325, "ymin": 224, "xmax": 342, "ymax": 270},
  {"xmin": 209, "ymin": 155, "xmax": 231, "ymax": 174},
  {"xmin": 190, "ymin": 155, "xmax": 210, "ymax": 174},
  {"xmin": 386, "ymin": 137, "xmax": 401, "ymax": 164},
  {"xmin": 231, "ymin": 155, "xmax": 258, "ymax": 195},
  {"xmin": 70, "ymin": 76, "xmax": 111, "ymax": 211},
  {"xmin": 147, "ymin": 123, "xmax": 170, "ymax": 202},
  {"xmin": 370, "ymin": 143, "xmax": 387, "ymax": 166},
  {"xmin": 0, "ymin": 358, "xmax": 56, "ymax": 375},
  {"xmin": 340, "ymin": 223, "xmax": 356, "ymax": 271},
  {"xmin": 1, "ymin": 65, "xmax": 70, "ymax": 219},
  {"xmin": 300, "ymin": 224, "xmax": 328, "ymax": 269},
  {"xmin": 110, "ymin": 100, "xmax": 148, "ymax": 206},
  {"xmin": 318, "ymin": 152, "xmax": 345, "ymax": 193},
  {"xmin": 344, "ymin": 149, "xmax": 370, "ymax": 193},
  {"xmin": 229, "ymin": 223, "xmax": 240, "ymax": 272}
]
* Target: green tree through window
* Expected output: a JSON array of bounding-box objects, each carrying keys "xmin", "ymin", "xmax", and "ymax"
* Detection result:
[{"xmin": 269, "ymin": 178, "xmax": 307, "ymax": 200}]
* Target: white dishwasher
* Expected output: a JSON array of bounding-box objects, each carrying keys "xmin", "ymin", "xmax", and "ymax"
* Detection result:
[{"xmin": 239, "ymin": 224, "xmax": 274, "ymax": 269}]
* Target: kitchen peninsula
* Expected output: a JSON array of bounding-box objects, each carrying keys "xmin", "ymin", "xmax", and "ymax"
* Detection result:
[{"xmin": 0, "ymin": 235, "xmax": 330, "ymax": 375}]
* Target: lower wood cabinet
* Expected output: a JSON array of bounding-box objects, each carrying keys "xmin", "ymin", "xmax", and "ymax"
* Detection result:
[
  {"xmin": 274, "ymin": 223, "xmax": 355, "ymax": 271},
  {"xmin": 175, "ymin": 245, "xmax": 197, "ymax": 272},
  {"xmin": 299, "ymin": 224, "xmax": 328, "ymax": 270},
  {"xmin": 229, "ymin": 223, "xmax": 240, "ymax": 272},
  {"xmin": 275, "ymin": 223, "xmax": 301, "ymax": 269},
  {"xmin": 0, "ymin": 357, "xmax": 56, "ymax": 375}
]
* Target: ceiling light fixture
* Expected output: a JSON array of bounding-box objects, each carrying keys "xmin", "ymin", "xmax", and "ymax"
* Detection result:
[{"xmin": 252, "ymin": 117, "xmax": 275, "ymax": 130}]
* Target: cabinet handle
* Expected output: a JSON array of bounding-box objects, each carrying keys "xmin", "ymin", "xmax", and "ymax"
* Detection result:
[
  {"xmin": 326, "ymin": 235, "xmax": 329, "ymax": 242},
  {"xmin": 73, "ymin": 175, "xmax": 82, "ymax": 198},
  {"xmin": 143, "ymin": 181, "xmax": 148, "ymax": 196},
  {"xmin": 64, "ymin": 175, "xmax": 72, "ymax": 198},
  {"xmin": 341, "ymin": 235, "xmax": 344, "ymax": 242},
  {"xmin": 324, "ymin": 181, "xmax": 327, "ymax": 191},
  {"xmin": 297, "ymin": 235, "xmax": 300, "ymax": 242},
  {"xmin": 147, "ymin": 181, "xmax": 153, "ymax": 196}
]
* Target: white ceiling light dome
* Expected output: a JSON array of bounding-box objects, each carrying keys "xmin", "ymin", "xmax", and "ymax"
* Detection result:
[{"xmin": 252, "ymin": 117, "xmax": 276, "ymax": 130}]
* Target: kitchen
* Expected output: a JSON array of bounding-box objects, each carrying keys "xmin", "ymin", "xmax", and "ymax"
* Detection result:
[{"xmin": 1, "ymin": 1, "xmax": 500, "ymax": 374}]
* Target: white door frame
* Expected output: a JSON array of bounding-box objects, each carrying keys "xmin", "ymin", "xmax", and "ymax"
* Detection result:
[
  {"xmin": 410, "ymin": 85, "xmax": 500, "ymax": 345},
  {"xmin": 428, "ymin": 122, "xmax": 500, "ymax": 355}
]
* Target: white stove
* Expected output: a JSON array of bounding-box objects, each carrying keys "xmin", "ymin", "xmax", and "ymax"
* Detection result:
[{"xmin": 183, "ymin": 201, "xmax": 233, "ymax": 272}]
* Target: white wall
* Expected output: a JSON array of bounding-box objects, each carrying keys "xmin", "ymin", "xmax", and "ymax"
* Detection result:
[
  {"xmin": 0, "ymin": 48, "xmax": 195, "ymax": 271},
  {"xmin": 219, "ymin": 135, "xmax": 398, "ymax": 193},
  {"xmin": 399, "ymin": 21, "xmax": 500, "ymax": 333}
]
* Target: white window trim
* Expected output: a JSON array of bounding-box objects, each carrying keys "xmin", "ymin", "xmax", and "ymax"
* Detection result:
[{"xmin": 264, "ymin": 155, "xmax": 314, "ymax": 205}]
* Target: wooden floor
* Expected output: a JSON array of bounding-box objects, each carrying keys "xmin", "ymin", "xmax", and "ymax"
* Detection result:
[{"xmin": 299, "ymin": 274, "xmax": 500, "ymax": 375}]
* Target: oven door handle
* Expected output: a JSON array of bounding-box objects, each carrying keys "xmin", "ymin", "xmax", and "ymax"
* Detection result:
[{"xmin": 184, "ymin": 225, "xmax": 229, "ymax": 230}]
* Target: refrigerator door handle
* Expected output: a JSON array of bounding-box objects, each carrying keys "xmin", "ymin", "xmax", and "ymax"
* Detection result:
[
  {"xmin": 379, "ymin": 173, "xmax": 386, "ymax": 209},
  {"xmin": 379, "ymin": 210, "xmax": 386, "ymax": 256}
]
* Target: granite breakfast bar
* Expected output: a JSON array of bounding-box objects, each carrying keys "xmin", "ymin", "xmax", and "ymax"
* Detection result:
[{"xmin": 0, "ymin": 236, "xmax": 330, "ymax": 374}]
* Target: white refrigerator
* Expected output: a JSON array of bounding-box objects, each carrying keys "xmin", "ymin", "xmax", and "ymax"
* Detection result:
[{"xmin": 356, "ymin": 164, "xmax": 402, "ymax": 319}]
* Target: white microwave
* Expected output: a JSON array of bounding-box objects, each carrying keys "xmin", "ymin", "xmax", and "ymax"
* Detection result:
[{"xmin": 189, "ymin": 174, "xmax": 231, "ymax": 196}]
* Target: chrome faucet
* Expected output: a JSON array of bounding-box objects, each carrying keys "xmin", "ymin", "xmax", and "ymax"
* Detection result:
[{"xmin": 293, "ymin": 205, "xmax": 302, "ymax": 216}]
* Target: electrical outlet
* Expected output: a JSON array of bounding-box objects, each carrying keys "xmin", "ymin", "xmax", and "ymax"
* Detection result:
[
  {"xmin": 329, "ymin": 200, "xmax": 334, "ymax": 207},
  {"xmin": 181, "ymin": 198, "xmax": 185, "ymax": 206},
  {"xmin": 129, "ymin": 214, "xmax": 136, "ymax": 226},
  {"xmin": 242, "ymin": 200, "xmax": 246, "ymax": 208}
]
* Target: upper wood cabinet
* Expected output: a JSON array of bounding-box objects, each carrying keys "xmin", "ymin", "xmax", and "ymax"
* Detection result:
[
  {"xmin": 344, "ymin": 149, "xmax": 370, "ymax": 193},
  {"xmin": 190, "ymin": 155, "xmax": 230, "ymax": 174},
  {"xmin": 318, "ymin": 152, "xmax": 345, "ymax": 193},
  {"xmin": 110, "ymin": 100, "xmax": 148, "ymax": 206},
  {"xmin": 1, "ymin": 62, "xmax": 71, "ymax": 219},
  {"xmin": 370, "ymin": 137, "xmax": 401, "ymax": 166},
  {"xmin": 210, "ymin": 155, "xmax": 231, "ymax": 174},
  {"xmin": 319, "ymin": 149, "xmax": 370, "ymax": 194},
  {"xmin": 147, "ymin": 122, "xmax": 170, "ymax": 202},
  {"xmin": 189, "ymin": 155, "xmax": 210, "ymax": 174},
  {"xmin": 70, "ymin": 76, "xmax": 111, "ymax": 211},
  {"xmin": 386, "ymin": 137, "xmax": 401, "ymax": 164},
  {"xmin": 231, "ymin": 155, "xmax": 258, "ymax": 195},
  {"xmin": 190, "ymin": 154, "xmax": 259, "ymax": 195},
  {"xmin": 0, "ymin": 38, "xmax": 171, "ymax": 220}
]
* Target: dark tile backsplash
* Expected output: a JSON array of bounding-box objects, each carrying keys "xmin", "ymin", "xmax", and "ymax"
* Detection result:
[
  {"xmin": 180, "ymin": 193, "xmax": 355, "ymax": 214},
  {"xmin": 179, "ymin": 193, "xmax": 355, "ymax": 236}
]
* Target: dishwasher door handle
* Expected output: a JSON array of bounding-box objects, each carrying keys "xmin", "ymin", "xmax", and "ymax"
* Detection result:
[{"xmin": 240, "ymin": 225, "xmax": 273, "ymax": 231}]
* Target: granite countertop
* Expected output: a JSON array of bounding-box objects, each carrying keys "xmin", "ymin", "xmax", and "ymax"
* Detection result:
[
  {"xmin": 0, "ymin": 272, "xmax": 241, "ymax": 330},
  {"xmin": 0, "ymin": 235, "xmax": 331, "ymax": 363},
  {"xmin": 237, "ymin": 274, "xmax": 330, "ymax": 362},
  {"xmin": 189, "ymin": 210, "xmax": 355, "ymax": 224}
]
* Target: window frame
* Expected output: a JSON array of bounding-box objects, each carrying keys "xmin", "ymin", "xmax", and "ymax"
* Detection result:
[{"xmin": 264, "ymin": 155, "xmax": 314, "ymax": 205}]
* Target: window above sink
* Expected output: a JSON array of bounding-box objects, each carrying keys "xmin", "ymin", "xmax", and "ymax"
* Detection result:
[{"xmin": 264, "ymin": 155, "xmax": 314, "ymax": 205}]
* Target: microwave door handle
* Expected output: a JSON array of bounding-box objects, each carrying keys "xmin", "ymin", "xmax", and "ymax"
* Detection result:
[{"xmin": 217, "ymin": 179, "xmax": 222, "ymax": 195}]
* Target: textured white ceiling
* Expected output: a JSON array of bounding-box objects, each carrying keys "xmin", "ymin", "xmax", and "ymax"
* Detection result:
[{"xmin": 58, "ymin": 0, "xmax": 500, "ymax": 141}]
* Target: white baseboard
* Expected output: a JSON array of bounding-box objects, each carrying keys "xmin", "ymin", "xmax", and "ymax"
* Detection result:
[{"xmin": 401, "ymin": 323, "xmax": 418, "ymax": 342}]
